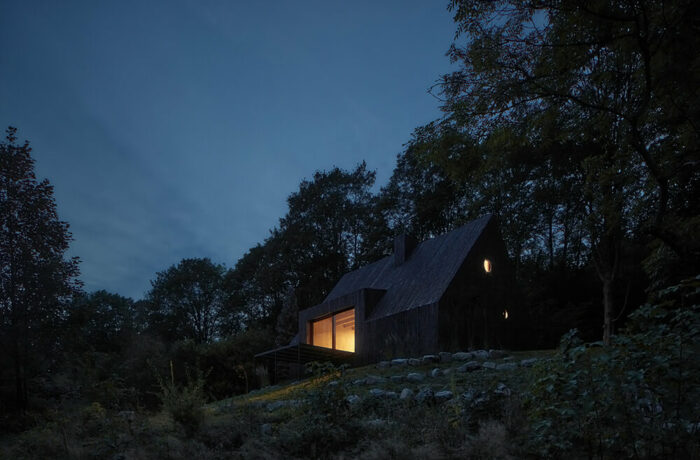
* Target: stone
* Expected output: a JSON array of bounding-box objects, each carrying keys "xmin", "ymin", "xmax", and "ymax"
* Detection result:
[
  {"xmin": 488, "ymin": 349, "xmax": 508, "ymax": 359},
  {"xmin": 496, "ymin": 362, "xmax": 518, "ymax": 371},
  {"xmin": 377, "ymin": 361, "xmax": 391, "ymax": 369},
  {"xmin": 266, "ymin": 401, "xmax": 286, "ymax": 412},
  {"xmin": 453, "ymin": 352, "xmax": 473, "ymax": 361},
  {"xmin": 520, "ymin": 358, "xmax": 538, "ymax": 367},
  {"xmin": 415, "ymin": 388, "xmax": 435, "ymax": 404},
  {"xmin": 434, "ymin": 390, "xmax": 453, "ymax": 403},
  {"xmin": 352, "ymin": 379, "xmax": 365, "ymax": 385},
  {"xmin": 439, "ymin": 352, "xmax": 453, "ymax": 363},
  {"xmin": 400, "ymin": 388, "xmax": 414, "ymax": 400},
  {"xmin": 364, "ymin": 419, "xmax": 387, "ymax": 429},
  {"xmin": 462, "ymin": 389, "xmax": 488, "ymax": 407},
  {"xmin": 430, "ymin": 368, "xmax": 443, "ymax": 378},
  {"xmin": 406, "ymin": 372, "xmax": 425, "ymax": 383},
  {"xmin": 384, "ymin": 391, "xmax": 398, "ymax": 399},
  {"xmin": 327, "ymin": 380, "xmax": 339, "ymax": 387},
  {"xmin": 391, "ymin": 358, "xmax": 408, "ymax": 366},
  {"xmin": 494, "ymin": 382, "xmax": 511, "ymax": 396},
  {"xmin": 261, "ymin": 423, "xmax": 272, "ymax": 436},
  {"xmin": 364, "ymin": 374, "xmax": 388, "ymax": 385},
  {"xmin": 408, "ymin": 358, "xmax": 421, "ymax": 366},
  {"xmin": 457, "ymin": 361, "xmax": 482, "ymax": 373},
  {"xmin": 482, "ymin": 361, "xmax": 497, "ymax": 369},
  {"xmin": 369, "ymin": 388, "xmax": 386, "ymax": 397},
  {"xmin": 346, "ymin": 394, "xmax": 361, "ymax": 405},
  {"xmin": 472, "ymin": 350, "xmax": 489, "ymax": 360},
  {"xmin": 422, "ymin": 354, "xmax": 440, "ymax": 364},
  {"xmin": 443, "ymin": 367, "xmax": 454, "ymax": 376},
  {"xmin": 390, "ymin": 375, "xmax": 404, "ymax": 383}
]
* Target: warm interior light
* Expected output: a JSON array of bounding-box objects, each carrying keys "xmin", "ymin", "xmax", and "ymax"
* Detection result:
[
  {"xmin": 334, "ymin": 309, "xmax": 355, "ymax": 352},
  {"xmin": 311, "ymin": 308, "xmax": 355, "ymax": 352},
  {"xmin": 312, "ymin": 316, "xmax": 333, "ymax": 349},
  {"xmin": 503, "ymin": 310, "xmax": 509, "ymax": 319},
  {"xmin": 484, "ymin": 259, "xmax": 492, "ymax": 273}
]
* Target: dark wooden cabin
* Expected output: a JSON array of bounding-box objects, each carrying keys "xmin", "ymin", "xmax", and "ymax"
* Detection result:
[{"xmin": 256, "ymin": 214, "xmax": 515, "ymax": 370}]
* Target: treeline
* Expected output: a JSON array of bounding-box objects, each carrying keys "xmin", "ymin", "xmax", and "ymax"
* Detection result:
[{"xmin": 2, "ymin": 0, "xmax": 698, "ymax": 429}]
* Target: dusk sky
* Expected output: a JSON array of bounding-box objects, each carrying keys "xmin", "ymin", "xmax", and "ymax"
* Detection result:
[{"xmin": 0, "ymin": 1, "xmax": 456, "ymax": 299}]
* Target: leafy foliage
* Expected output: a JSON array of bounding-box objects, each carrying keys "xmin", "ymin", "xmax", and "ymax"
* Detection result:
[
  {"xmin": 527, "ymin": 276, "xmax": 700, "ymax": 458},
  {"xmin": 156, "ymin": 361, "xmax": 209, "ymax": 437},
  {"xmin": 0, "ymin": 127, "xmax": 81, "ymax": 412}
]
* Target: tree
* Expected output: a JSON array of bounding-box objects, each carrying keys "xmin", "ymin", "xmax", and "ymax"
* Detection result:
[
  {"xmin": 275, "ymin": 287, "xmax": 298, "ymax": 346},
  {"xmin": 145, "ymin": 258, "xmax": 226, "ymax": 344},
  {"xmin": 0, "ymin": 127, "xmax": 81, "ymax": 411},
  {"xmin": 64, "ymin": 290, "xmax": 135, "ymax": 353},
  {"xmin": 434, "ymin": 0, "xmax": 700, "ymax": 343}
]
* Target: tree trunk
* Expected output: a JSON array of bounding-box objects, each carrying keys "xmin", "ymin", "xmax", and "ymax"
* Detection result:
[{"xmin": 602, "ymin": 276, "xmax": 615, "ymax": 346}]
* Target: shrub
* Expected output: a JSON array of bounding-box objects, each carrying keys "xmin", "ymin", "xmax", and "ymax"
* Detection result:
[
  {"xmin": 157, "ymin": 361, "xmax": 209, "ymax": 437},
  {"xmin": 526, "ymin": 275, "xmax": 700, "ymax": 459}
]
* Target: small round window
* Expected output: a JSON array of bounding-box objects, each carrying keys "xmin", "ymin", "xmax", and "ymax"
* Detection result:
[{"xmin": 483, "ymin": 259, "xmax": 492, "ymax": 273}]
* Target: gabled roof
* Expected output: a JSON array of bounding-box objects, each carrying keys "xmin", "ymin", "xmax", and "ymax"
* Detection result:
[{"xmin": 323, "ymin": 214, "xmax": 493, "ymax": 320}]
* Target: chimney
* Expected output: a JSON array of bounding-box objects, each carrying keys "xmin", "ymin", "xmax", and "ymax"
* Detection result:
[{"xmin": 394, "ymin": 233, "xmax": 417, "ymax": 266}]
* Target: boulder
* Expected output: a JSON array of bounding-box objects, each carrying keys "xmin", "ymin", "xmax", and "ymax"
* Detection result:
[
  {"xmin": 434, "ymin": 390, "xmax": 453, "ymax": 403},
  {"xmin": 384, "ymin": 391, "xmax": 398, "ymax": 399},
  {"xmin": 364, "ymin": 374, "xmax": 388, "ymax": 385},
  {"xmin": 493, "ymin": 382, "xmax": 512, "ymax": 397},
  {"xmin": 422, "ymin": 354, "xmax": 440, "ymax": 364},
  {"xmin": 453, "ymin": 352, "xmax": 473, "ymax": 361},
  {"xmin": 406, "ymin": 372, "xmax": 425, "ymax": 383},
  {"xmin": 346, "ymin": 394, "xmax": 361, "ymax": 405},
  {"xmin": 415, "ymin": 388, "xmax": 435, "ymax": 404},
  {"xmin": 390, "ymin": 375, "xmax": 404, "ymax": 383},
  {"xmin": 472, "ymin": 350, "xmax": 489, "ymax": 360},
  {"xmin": 496, "ymin": 362, "xmax": 518, "ymax": 371},
  {"xmin": 430, "ymin": 368, "xmax": 443, "ymax": 378},
  {"xmin": 377, "ymin": 361, "xmax": 391, "ymax": 369},
  {"xmin": 457, "ymin": 361, "xmax": 482, "ymax": 373},
  {"xmin": 400, "ymin": 388, "xmax": 414, "ymax": 400},
  {"xmin": 408, "ymin": 358, "xmax": 421, "ymax": 366},
  {"xmin": 520, "ymin": 358, "xmax": 538, "ymax": 367},
  {"xmin": 443, "ymin": 367, "xmax": 455, "ymax": 376},
  {"xmin": 439, "ymin": 352, "xmax": 453, "ymax": 363},
  {"xmin": 266, "ymin": 401, "xmax": 286, "ymax": 412},
  {"xmin": 327, "ymin": 380, "xmax": 339, "ymax": 387},
  {"xmin": 352, "ymin": 379, "xmax": 365, "ymax": 385},
  {"xmin": 488, "ymin": 349, "xmax": 509, "ymax": 359},
  {"xmin": 369, "ymin": 388, "xmax": 386, "ymax": 397},
  {"xmin": 482, "ymin": 361, "xmax": 497, "ymax": 369},
  {"xmin": 391, "ymin": 358, "xmax": 408, "ymax": 366}
]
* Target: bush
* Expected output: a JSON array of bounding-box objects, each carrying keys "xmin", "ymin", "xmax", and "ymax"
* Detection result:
[
  {"xmin": 526, "ymin": 275, "xmax": 700, "ymax": 459},
  {"xmin": 157, "ymin": 361, "xmax": 209, "ymax": 436}
]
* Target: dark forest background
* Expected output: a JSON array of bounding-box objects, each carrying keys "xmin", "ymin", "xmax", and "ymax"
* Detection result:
[{"xmin": 1, "ymin": 0, "xmax": 698, "ymax": 430}]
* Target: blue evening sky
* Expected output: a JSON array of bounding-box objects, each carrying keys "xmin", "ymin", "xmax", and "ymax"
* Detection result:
[{"xmin": 0, "ymin": 1, "xmax": 456, "ymax": 299}]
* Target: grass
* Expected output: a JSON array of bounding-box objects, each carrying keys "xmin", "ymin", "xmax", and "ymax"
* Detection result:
[{"xmin": 1, "ymin": 349, "xmax": 554, "ymax": 459}]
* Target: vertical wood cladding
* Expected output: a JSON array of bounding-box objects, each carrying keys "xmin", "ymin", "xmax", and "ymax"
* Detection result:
[{"xmin": 289, "ymin": 215, "xmax": 519, "ymax": 365}]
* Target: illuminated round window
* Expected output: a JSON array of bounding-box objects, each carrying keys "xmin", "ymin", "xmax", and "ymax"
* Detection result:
[{"xmin": 483, "ymin": 259, "xmax": 492, "ymax": 273}]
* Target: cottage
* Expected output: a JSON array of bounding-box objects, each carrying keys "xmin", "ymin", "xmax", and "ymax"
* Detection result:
[{"xmin": 256, "ymin": 214, "xmax": 514, "ymax": 375}]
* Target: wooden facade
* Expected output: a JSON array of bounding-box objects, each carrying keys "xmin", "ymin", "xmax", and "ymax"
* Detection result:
[{"xmin": 261, "ymin": 214, "xmax": 515, "ymax": 367}]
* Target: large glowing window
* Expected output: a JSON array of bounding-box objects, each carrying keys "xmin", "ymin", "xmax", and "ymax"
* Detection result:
[
  {"xmin": 334, "ymin": 309, "xmax": 355, "ymax": 352},
  {"xmin": 312, "ymin": 316, "xmax": 333, "ymax": 349},
  {"xmin": 310, "ymin": 308, "xmax": 355, "ymax": 352}
]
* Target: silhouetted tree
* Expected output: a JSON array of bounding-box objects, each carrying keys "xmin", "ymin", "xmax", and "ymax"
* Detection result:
[
  {"xmin": 431, "ymin": 0, "xmax": 700, "ymax": 343},
  {"xmin": 145, "ymin": 258, "xmax": 226, "ymax": 344},
  {"xmin": 0, "ymin": 127, "xmax": 81, "ymax": 411}
]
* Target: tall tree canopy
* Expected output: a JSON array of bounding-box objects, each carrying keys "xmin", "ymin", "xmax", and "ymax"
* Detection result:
[
  {"xmin": 426, "ymin": 0, "xmax": 700, "ymax": 343},
  {"xmin": 0, "ymin": 127, "xmax": 81, "ymax": 411},
  {"xmin": 145, "ymin": 258, "xmax": 226, "ymax": 344}
]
